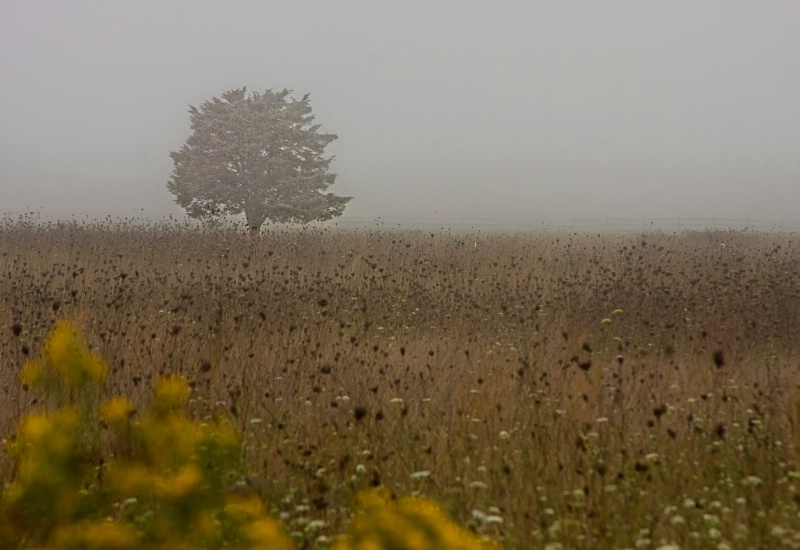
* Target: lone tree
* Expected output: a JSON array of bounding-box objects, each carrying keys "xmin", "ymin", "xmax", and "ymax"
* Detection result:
[{"xmin": 168, "ymin": 88, "xmax": 351, "ymax": 231}]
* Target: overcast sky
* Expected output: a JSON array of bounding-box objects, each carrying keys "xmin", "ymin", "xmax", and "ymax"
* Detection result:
[{"xmin": 1, "ymin": 1, "xmax": 799, "ymax": 221}]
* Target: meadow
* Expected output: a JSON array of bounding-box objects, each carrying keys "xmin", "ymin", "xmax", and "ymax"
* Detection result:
[{"xmin": 2, "ymin": 218, "xmax": 800, "ymax": 548}]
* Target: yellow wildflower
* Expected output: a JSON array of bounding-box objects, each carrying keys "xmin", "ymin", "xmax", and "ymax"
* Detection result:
[
  {"xmin": 194, "ymin": 510, "xmax": 222, "ymax": 541},
  {"xmin": 355, "ymin": 535, "xmax": 383, "ymax": 550},
  {"xmin": 18, "ymin": 407, "xmax": 79, "ymax": 458},
  {"xmin": 106, "ymin": 463, "xmax": 153, "ymax": 497},
  {"xmin": 136, "ymin": 414, "xmax": 200, "ymax": 466},
  {"xmin": 224, "ymin": 493, "xmax": 266, "ymax": 521},
  {"xmin": 242, "ymin": 517, "xmax": 294, "ymax": 550},
  {"xmin": 101, "ymin": 396, "xmax": 134, "ymax": 426},
  {"xmin": 18, "ymin": 413, "xmax": 52, "ymax": 445},
  {"xmin": 211, "ymin": 419, "xmax": 241, "ymax": 450},
  {"xmin": 154, "ymin": 375, "xmax": 191, "ymax": 412},
  {"xmin": 84, "ymin": 356, "xmax": 108, "ymax": 382},
  {"xmin": 19, "ymin": 361, "xmax": 44, "ymax": 387},
  {"xmin": 154, "ymin": 463, "xmax": 203, "ymax": 502},
  {"xmin": 334, "ymin": 488, "xmax": 502, "ymax": 550},
  {"xmin": 52, "ymin": 520, "xmax": 138, "ymax": 549},
  {"xmin": 43, "ymin": 320, "xmax": 108, "ymax": 386}
]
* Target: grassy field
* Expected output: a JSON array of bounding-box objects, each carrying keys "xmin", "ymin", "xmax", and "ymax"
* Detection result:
[{"xmin": 2, "ymin": 219, "xmax": 800, "ymax": 548}]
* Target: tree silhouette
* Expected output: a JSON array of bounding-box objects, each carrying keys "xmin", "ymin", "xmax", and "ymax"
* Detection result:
[{"xmin": 168, "ymin": 88, "xmax": 351, "ymax": 231}]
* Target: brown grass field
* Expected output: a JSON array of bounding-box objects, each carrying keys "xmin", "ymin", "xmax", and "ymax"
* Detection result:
[{"xmin": 2, "ymin": 219, "xmax": 800, "ymax": 548}]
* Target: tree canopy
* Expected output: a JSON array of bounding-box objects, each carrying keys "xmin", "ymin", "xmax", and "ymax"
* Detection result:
[{"xmin": 167, "ymin": 88, "xmax": 351, "ymax": 230}]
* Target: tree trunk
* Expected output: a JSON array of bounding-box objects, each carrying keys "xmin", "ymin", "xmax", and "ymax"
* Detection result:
[{"xmin": 244, "ymin": 204, "xmax": 268, "ymax": 234}]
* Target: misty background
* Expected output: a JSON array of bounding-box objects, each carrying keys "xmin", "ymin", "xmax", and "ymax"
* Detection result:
[{"xmin": 1, "ymin": 1, "xmax": 798, "ymax": 222}]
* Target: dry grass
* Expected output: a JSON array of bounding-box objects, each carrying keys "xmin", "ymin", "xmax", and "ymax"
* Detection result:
[{"xmin": 2, "ymin": 218, "xmax": 800, "ymax": 548}]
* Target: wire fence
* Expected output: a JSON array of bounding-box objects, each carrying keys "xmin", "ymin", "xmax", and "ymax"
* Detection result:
[{"xmin": 3, "ymin": 211, "xmax": 799, "ymax": 233}]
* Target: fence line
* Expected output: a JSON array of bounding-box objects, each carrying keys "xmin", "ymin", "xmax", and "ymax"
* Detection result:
[{"xmin": 3, "ymin": 211, "xmax": 799, "ymax": 233}]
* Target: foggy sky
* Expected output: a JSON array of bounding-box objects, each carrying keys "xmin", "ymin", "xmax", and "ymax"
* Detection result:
[{"xmin": 1, "ymin": 1, "xmax": 799, "ymax": 221}]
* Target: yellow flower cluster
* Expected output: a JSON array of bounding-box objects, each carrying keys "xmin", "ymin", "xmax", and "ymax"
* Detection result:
[
  {"xmin": 332, "ymin": 489, "xmax": 502, "ymax": 550},
  {"xmin": 50, "ymin": 520, "xmax": 138, "ymax": 550},
  {"xmin": 20, "ymin": 320, "xmax": 107, "ymax": 389},
  {"xmin": 2, "ymin": 406, "xmax": 84, "ymax": 525},
  {"xmin": 1, "ymin": 321, "xmax": 504, "ymax": 549},
  {"xmin": 152, "ymin": 375, "xmax": 192, "ymax": 413},
  {"xmin": 100, "ymin": 396, "xmax": 134, "ymax": 426},
  {"xmin": 1, "ymin": 322, "xmax": 285, "ymax": 549},
  {"xmin": 224, "ymin": 494, "xmax": 294, "ymax": 550}
]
